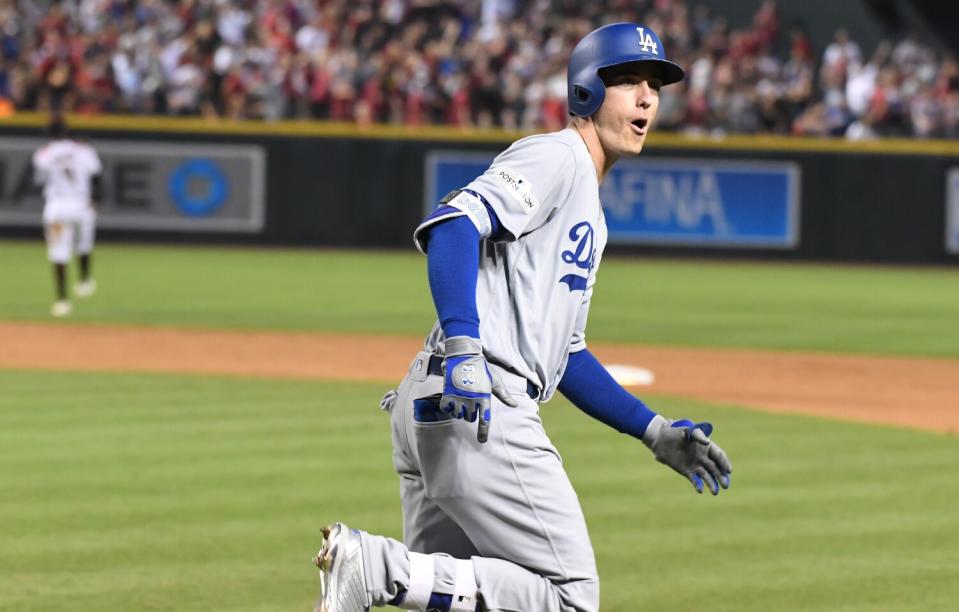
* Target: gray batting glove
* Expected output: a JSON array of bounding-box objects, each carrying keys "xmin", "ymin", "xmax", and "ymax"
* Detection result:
[
  {"xmin": 642, "ymin": 415, "xmax": 733, "ymax": 495},
  {"xmin": 441, "ymin": 336, "xmax": 519, "ymax": 443}
]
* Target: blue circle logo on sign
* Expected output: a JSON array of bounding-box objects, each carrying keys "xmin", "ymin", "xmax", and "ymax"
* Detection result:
[{"xmin": 168, "ymin": 158, "xmax": 229, "ymax": 217}]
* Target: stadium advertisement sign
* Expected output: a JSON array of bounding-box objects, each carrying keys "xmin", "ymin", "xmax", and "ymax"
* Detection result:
[
  {"xmin": 947, "ymin": 168, "xmax": 959, "ymax": 255},
  {"xmin": 425, "ymin": 151, "xmax": 800, "ymax": 249},
  {"xmin": 0, "ymin": 138, "xmax": 265, "ymax": 232}
]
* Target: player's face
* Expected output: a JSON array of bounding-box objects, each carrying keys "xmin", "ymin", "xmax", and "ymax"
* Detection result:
[{"xmin": 592, "ymin": 65, "xmax": 662, "ymax": 157}]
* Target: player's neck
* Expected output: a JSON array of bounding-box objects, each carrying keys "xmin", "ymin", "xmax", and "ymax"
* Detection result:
[{"xmin": 570, "ymin": 119, "xmax": 618, "ymax": 184}]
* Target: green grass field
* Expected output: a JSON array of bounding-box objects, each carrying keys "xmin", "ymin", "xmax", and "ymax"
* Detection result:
[
  {"xmin": 1, "ymin": 240, "xmax": 957, "ymax": 611},
  {"xmin": 2, "ymin": 240, "xmax": 958, "ymax": 356}
]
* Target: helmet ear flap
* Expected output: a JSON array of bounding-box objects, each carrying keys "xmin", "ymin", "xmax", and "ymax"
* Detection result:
[{"xmin": 568, "ymin": 74, "xmax": 605, "ymax": 117}]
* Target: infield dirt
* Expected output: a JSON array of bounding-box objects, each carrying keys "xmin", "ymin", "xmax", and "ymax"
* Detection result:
[{"xmin": 3, "ymin": 321, "xmax": 956, "ymax": 434}]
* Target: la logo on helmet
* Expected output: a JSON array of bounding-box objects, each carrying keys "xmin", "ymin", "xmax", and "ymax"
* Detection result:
[{"xmin": 636, "ymin": 27, "xmax": 659, "ymax": 55}]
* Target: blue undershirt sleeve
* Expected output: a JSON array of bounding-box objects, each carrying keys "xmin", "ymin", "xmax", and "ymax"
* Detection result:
[
  {"xmin": 558, "ymin": 349, "xmax": 658, "ymax": 439},
  {"xmin": 424, "ymin": 205, "xmax": 502, "ymax": 339}
]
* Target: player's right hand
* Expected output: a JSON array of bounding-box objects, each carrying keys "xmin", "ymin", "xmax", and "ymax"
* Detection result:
[
  {"xmin": 441, "ymin": 336, "xmax": 519, "ymax": 443},
  {"xmin": 642, "ymin": 415, "xmax": 733, "ymax": 495}
]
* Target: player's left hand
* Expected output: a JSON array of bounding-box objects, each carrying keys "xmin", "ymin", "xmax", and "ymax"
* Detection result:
[
  {"xmin": 642, "ymin": 415, "xmax": 733, "ymax": 495},
  {"xmin": 441, "ymin": 336, "xmax": 519, "ymax": 443}
]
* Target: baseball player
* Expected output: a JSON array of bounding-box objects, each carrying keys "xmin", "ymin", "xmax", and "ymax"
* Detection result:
[
  {"xmin": 314, "ymin": 23, "xmax": 732, "ymax": 612},
  {"xmin": 32, "ymin": 117, "xmax": 102, "ymax": 317}
]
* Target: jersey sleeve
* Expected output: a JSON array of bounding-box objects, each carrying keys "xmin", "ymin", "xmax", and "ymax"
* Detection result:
[
  {"xmin": 85, "ymin": 146, "xmax": 103, "ymax": 175},
  {"xmin": 463, "ymin": 138, "xmax": 577, "ymax": 240},
  {"xmin": 412, "ymin": 190, "xmax": 483, "ymax": 255},
  {"xmin": 32, "ymin": 149, "xmax": 49, "ymax": 185}
]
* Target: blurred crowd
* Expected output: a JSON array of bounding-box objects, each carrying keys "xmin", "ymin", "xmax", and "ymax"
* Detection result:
[{"xmin": 1, "ymin": 0, "xmax": 958, "ymax": 139}]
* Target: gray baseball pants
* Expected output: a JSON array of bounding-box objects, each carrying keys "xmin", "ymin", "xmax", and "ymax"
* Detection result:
[{"xmin": 359, "ymin": 351, "xmax": 599, "ymax": 612}]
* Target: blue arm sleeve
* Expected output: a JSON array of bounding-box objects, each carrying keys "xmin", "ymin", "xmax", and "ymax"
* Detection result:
[
  {"xmin": 424, "ymin": 206, "xmax": 502, "ymax": 339},
  {"xmin": 558, "ymin": 349, "xmax": 658, "ymax": 439}
]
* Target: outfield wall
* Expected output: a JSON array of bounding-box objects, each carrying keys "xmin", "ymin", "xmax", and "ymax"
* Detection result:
[{"xmin": 1, "ymin": 115, "xmax": 958, "ymax": 263}]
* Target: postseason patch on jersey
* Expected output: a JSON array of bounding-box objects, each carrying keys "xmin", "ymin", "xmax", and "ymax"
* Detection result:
[
  {"xmin": 491, "ymin": 167, "xmax": 539, "ymax": 215},
  {"xmin": 448, "ymin": 190, "xmax": 492, "ymax": 237}
]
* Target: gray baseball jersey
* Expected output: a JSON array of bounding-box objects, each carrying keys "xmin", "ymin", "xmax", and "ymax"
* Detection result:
[
  {"xmin": 414, "ymin": 127, "xmax": 608, "ymax": 402},
  {"xmin": 355, "ymin": 128, "xmax": 609, "ymax": 612}
]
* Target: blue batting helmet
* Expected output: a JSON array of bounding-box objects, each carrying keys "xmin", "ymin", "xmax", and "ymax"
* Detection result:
[{"xmin": 567, "ymin": 22, "xmax": 685, "ymax": 117}]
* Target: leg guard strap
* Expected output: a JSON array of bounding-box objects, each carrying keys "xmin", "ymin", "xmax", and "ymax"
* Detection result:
[
  {"xmin": 401, "ymin": 552, "xmax": 434, "ymax": 611},
  {"xmin": 451, "ymin": 559, "xmax": 478, "ymax": 612}
]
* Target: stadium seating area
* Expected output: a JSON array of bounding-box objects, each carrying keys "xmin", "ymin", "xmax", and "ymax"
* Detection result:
[{"xmin": 0, "ymin": 0, "xmax": 957, "ymax": 138}]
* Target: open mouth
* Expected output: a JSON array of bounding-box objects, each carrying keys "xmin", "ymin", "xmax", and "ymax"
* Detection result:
[{"xmin": 630, "ymin": 118, "xmax": 649, "ymax": 133}]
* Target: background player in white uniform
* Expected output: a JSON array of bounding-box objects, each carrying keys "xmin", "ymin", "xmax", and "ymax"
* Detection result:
[
  {"xmin": 314, "ymin": 23, "xmax": 733, "ymax": 612},
  {"xmin": 33, "ymin": 117, "xmax": 103, "ymax": 317}
]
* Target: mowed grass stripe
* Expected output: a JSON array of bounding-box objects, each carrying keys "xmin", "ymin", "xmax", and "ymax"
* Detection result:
[
  {"xmin": 1, "ymin": 370, "xmax": 957, "ymax": 611},
  {"xmin": 0, "ymin": 242, "xmax": 433, "ymax": 333},
  {"xmin": 552, "ymin": 396, "xmax": 959, "ymax": 612},
  {"xmin": 2, "ymin": 241, "xmax": 959, "ymax": 356},
  {"xmin": 591, "ymin": 260, "xmax": 959, "ymax": 357},
  {"xmin": 0, "ymin": 371, "xmax": 399, "ymax": 612}
]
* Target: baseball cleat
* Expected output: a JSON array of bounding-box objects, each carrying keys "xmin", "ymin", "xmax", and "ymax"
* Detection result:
[
  {"xmin": 75, "ymin": 279, "xmax": 96, "ymax": 298},
  {"xmin": 51, "ymin": 300, "xmax": 72, "ymax": 317},
  {"xmin": 313, "ymin": 522, "xmax": 370, "ymax": 612}
]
